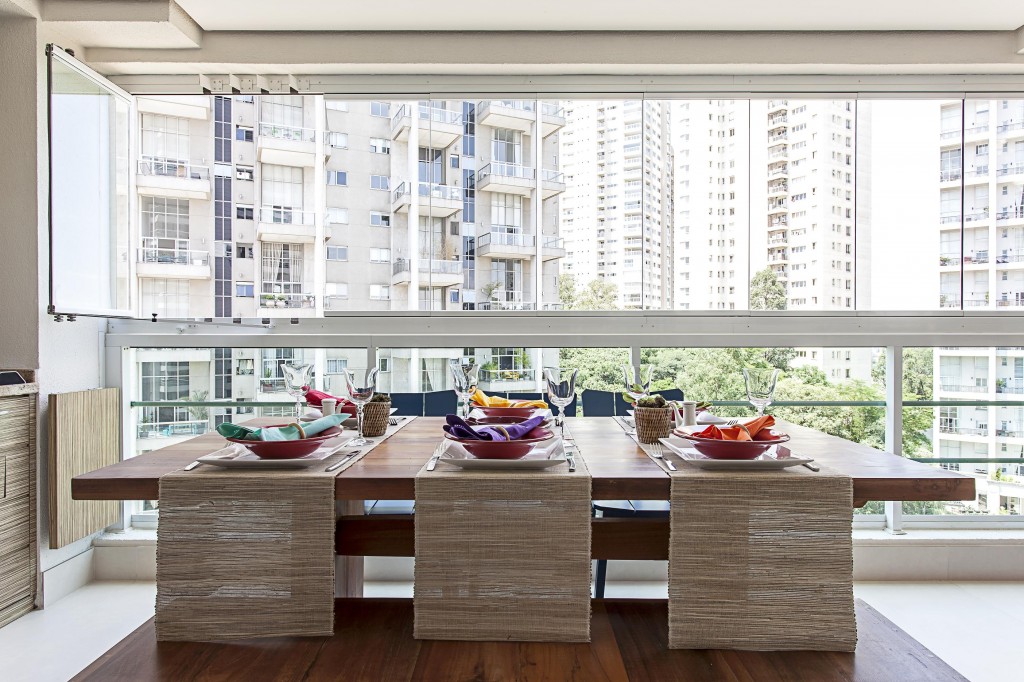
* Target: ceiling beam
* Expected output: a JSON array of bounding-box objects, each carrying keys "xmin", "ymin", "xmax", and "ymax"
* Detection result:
[
  {"xmin": 82, "ymin": 30, "xmax": 1024, "ymax": 76},
  {"xmin": 44, "ymin": 0, "xmax": 201, "ymax": 49}
]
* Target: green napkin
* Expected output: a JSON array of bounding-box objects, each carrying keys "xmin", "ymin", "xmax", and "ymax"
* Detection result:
[{"xmin": 216, "ymin": 414, "xmax": 345, "ymax": 441}]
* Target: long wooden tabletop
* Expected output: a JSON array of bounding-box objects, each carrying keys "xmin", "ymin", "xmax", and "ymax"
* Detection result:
[{"xmin": 73, "ymin": 416, "xmax": 974, "ymax": 508}]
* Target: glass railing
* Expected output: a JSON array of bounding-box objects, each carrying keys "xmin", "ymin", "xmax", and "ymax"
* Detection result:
[
  {"xmin": 541, "ymin": 102, "xmax": 564, "ymax": 117},
  {"xmin": 478, "ymin": 231, "xmax": 535, "ymax": 249},
  {"xmin": 259, "ymin": 291, "xmax": 315, "ymax": 308},
  {"xmin": 137, "ymin": 156, "xmax": 209, "ymax": 180},
  {"xmin": 997, "ymin": 121, "xmax": 1024, "ymax": 133},
  {"xmin": 258, "ymin": 122, "xmax": 315, "ymax": 142},
  {"xmin": 259, "ymin": 206, "xmax": 315, "ymax": 225},
  {"xmin": 324, "ymin": 294, "xmax": 349, "ymax": 310},
  {"xmin": 997, "ymin": 163, "xmax": 1024, "ymax": 176},
  {"xmin": 478, "ymin": 162, "xmax": 535, "ymax": 181},
  {"xmin": 136, "ymin": 247, "xmax": 209, "ymax": 266},
  {"xmin": 136, "ymin": 419, "xmax": 209, "ymax": 439},
  {"xmin": 391, "ymin": 104, "xmax": 463, "ymax": 127},
  {"xmin": 543, "ymin": 236, "xmax": 564, "ymax": 249},
  {"xmin": 479, "ymin": 368, "xmax": 537, "ymax": 383},
  {"xmin": 541, "ymin": 169, "xmax": 565, "ymax": 183},
  {"xmin": 417, "ymin": 182, "xmax": 463, "ymax": 202},
  {"xmin": 939, "ymin": 380, "xmax": 987, "ymax": 393}
]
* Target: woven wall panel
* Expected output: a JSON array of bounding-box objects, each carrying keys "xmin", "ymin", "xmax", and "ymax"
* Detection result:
[
  {"xmin": 48, "ymin": 388, "xmax": 120, "ymax": 549},
  {"xmin": 0, "ymin": 388, "xmax": 38, "ymax": 628}
]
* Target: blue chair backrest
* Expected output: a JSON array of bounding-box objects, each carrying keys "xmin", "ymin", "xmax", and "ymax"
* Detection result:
[
  {"xmin": 424, "ymin": 390, "xmax": 457, "ymax": 416},
  {"xmin": 660, "ymin": 388, "xmax": 685, "ymax": 402},
  {"xmin": 581, "ymin": 389, "xmax": 615, "ymax": 417},
  {"xmin": 613, "ymin": 391, "xmax": 632, "ymax": 416},
  {"xmin": 389, "ymin": 392, "xmax": 424, "ymax": 416}
]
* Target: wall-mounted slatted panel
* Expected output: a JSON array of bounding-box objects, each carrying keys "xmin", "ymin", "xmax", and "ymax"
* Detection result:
[
  {"xmin": 48, "ymin": 388, "xmax": 120, "ymax": 549},
  {"xmin": 0, "ymin": 384, "xmax": 38, "ymax": 628}
]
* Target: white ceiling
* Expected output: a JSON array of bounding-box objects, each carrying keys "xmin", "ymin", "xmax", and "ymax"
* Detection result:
[{"xmin": 176, "ymin": 0, "xmax": 1024, "ymax": 32}]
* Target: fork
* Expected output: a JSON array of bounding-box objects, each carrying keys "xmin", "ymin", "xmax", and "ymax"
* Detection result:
[{"xmin": 648, "ymin": 443, "xmax": 676, "ymax": 472}]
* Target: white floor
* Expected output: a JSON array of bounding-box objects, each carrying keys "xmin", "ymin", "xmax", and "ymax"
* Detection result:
[{"xmin": 2, "ymin": 580, "xmax": 1019, "ymax": 682}]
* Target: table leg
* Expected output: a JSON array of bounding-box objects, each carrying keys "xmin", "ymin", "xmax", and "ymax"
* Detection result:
[{"xmin": 336, "ymin": 500, "xmax": 365, "ymax": 597}]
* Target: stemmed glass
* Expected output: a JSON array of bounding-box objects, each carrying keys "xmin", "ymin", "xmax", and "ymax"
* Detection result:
[
  {"xmin": 543, "ymin": 367, "xmax": 578, "ymax": 437},
  {"xmin": 449, "ymin": 359, "xmax": 480, "ymax": 419},
  {"xmin": 743, "ymin": 368, "xmax": 780, "ymax": 416},
  {"xmin": 344, "ymin": 368, "xmax": 380, "ymax": 446},
  {"xmin": 622, "ymin": 364, "xmax": 654, "ymax": 404},
  {"xmin": 281, "ymin": 362, "xmax": 313, "ymax": 417}
]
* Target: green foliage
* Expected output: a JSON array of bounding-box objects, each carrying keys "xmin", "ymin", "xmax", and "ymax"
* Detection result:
[
  {"xmin": 369, "ymin": 393, "xmax": 391, "ymax": 403},
  {"xmin": 186, "ymin": 391, "xmax": 209, "ymax": 421},
  {"xmin": 750, "ymin": 267, "xmax": 787, "ymax": 311},
  {"xmin": 558, "ymin": 274, "xmax": 619, "ymax": 311}
]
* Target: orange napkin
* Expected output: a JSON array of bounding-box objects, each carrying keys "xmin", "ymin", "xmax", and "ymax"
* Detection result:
[
  {"xmin": 691, "ymin": 415, "xmax": 776, "ymax": 441},
  {"xmin": 470, "ymin": 388, "xmax": 548, "ymax": 409}
]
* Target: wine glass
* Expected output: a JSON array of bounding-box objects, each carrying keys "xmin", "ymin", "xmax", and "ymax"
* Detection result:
[
  {"xmin": 344, "ymin": 368, "xmax": 380, "ymax": 446},
  {"xmin": 622, "ymin": 364, "xmax": 654, "ymax": 404},
  {"xmin": 743, "ymin": 368, "xmax": 780, "ymax": 416},
  {"xmin": 281, "ymin": 362, "xmax": 313, "ymax": 417},
  {"xmin": 449, "ymin": 359, "xmax": 479, "ymax": 419},
  {"xmin": 544, "ymin": 367, "xmax": 578, "ymax": 437}
]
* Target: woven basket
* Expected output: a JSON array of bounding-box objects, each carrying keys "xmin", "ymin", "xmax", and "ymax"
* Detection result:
[
  {"xmin": 634, "ymin": 406, "xmax": 672, "ymax": 444},
  {"xmin": 361, "ymin": 401, "xmax": 391, "ymax": 437}
]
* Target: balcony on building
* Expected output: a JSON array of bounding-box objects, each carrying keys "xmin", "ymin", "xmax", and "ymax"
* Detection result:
[
  {"xmin": 768, "ymin": 161, "xmax": 789, "ymax": 179},
  {"xmin": 939, "ymin": 168, "xmax": 963, "ymax": 185},
  {"xmin": 768, "ymin": 143, "xmax": 788, "ymax": 160},
  {"xmin": 939, "ymin": 377, "xmax": 988, "ymax": 394},
  {"xmin": 136, "ymin": 156, "xmax": 211, "ymax": 200},
  {"xmin": 964, "ymin": 123, "xmax": 989, "ymax": 140},
  {"xmin": 996, "ymin": 295, "xmax": 1024, "ymax": 308},
  {"xmin": 997, "ymin": 162, "xmax": 1024, "ymax": 180},
  {"xmin": 324, "ymin": 294, "xmax": 349, "ymax": 311},
  {"xmin": 256, "ymin": 122, "xmax": 316, "ymax": 167},
  {"xmin": 477, "ymin": 287, "xmax": 536, "ymax": 311},
  {"xmin": 258, "ymin": 287, "xmax": 316, "ymax": 314},
  {"xmin": 136, "ymin": 244, "xmax": 211, "ymax": 280},
  {"xmin": 996, "ymin": 206, "xmax": 1024, "ymax": 226},
  {"xmin": 767, "ymin": 99, "xmax": 788, "ymax": 114},
  {"xmin": 390, "ymin": 103, "xmax": 462, "ymax": 148},
  {"xmin": 939, "ymin": 423, "xmax": 988, "ymax": 438},
  {"xmin": 391, "ymin": 181, "xmax": 463, "ymax": 217},
  {"xmin": 767, "ymin": 230, "xmax": 788, "ymax": 247},
  {"xmin": 997, "ymin": 120, "xmax": 1024, "ymax": 139},
  {"xmin": 478, "ymin": 367, "xmax": 538, "ymax": 392},
  {"xmin": 963, "ymin": 208, "xmax": 990, "ymax": 224},
  {"xmin": 391, "ymin": 257, "xmax": 464, "ymax": 288},
  {"xmin": 964, "ymin": 166, "xmax": 990, "ymax": 184},
  {"xmin": 996, "ymin": 378, "xmax": 1024, "ymax": 395},
  {"xmin": 256, "ymin": 206, "xmax": 319, "ymax": 243},
  {"xmin": 475, "ymin": 230, "xmax": 535, "ymax": 260},
  {"xmin": 541, "ymin": 168, "xmax": 566, "ymax": 198},
  {"xmin": 767, "ymin": 179, "xmax": 788, "ymax": 196},
  {"xmin": 542, "ymin": 236, "xmax": 566, "ymax": 261},
  {"xmin": 476, "ymin": 163, "xmax": 535, "ymax": 197}
]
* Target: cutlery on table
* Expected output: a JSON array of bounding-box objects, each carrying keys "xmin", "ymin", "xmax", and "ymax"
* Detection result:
[
  {"xmin": 325, "ymin": 449, "xmax": 362, "ymax": 472},
  {"xmin": 649, "ymin": 443, "xmax": 676, "ymax": 472},
  {"xmin": 388, "ymin": 416, "xmax": 406, "ymax": 426},
  {"xmin": 426, "ymin": 443, "xmax": 447, "ymax": 471},
  {"xmin": 801, "ymin": 462, "xmax": 821, "ymax": 472},
  {"xmin": 183, "ymin": 460, "xmax": 203, "ymax": 471}
]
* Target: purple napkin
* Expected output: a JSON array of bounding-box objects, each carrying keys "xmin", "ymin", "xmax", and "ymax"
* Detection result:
[{"xmin": 443, "ymin": 414, "xmax": 544, "ymax": 442}]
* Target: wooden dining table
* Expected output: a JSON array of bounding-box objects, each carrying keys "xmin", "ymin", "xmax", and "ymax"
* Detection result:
[{"xmin": 73, "ymin": 416, "xmax": 975, "ymax": 594}]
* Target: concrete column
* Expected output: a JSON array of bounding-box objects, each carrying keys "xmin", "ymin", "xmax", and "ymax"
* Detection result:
[
  {"xmin": 0, "ymin": 14, "xmax": 40, "ymax": 368},
  {"xmin": 885, "ymin": 345, "xmax": 906, "ymax": 534}
]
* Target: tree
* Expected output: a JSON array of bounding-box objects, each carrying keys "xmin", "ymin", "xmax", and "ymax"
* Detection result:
[
  {"xmin": 749, "ymin": 267, "xmax": 787, "ymax": 311},
  {"xmin": 558, "ymin": 273, "xmax": 619, "ymax": 311}
]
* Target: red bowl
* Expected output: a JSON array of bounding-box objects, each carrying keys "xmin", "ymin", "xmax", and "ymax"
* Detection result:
[
  {"xmin": 444, "ymin": 426, "xmax": 554, "ymax": 459},
  {"xmin": 680, "ymin": 432, "xmax": 790, "ymax": 460},
  {"xmin": 226, "ymin": 424, "xmax": 343, "ymax": 459},
  {"xmin": 472, "ymin": 406, "xmax": 544, "ymax": 418}
]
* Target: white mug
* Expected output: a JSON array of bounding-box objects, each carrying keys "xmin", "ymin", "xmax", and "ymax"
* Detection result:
[
  {"xmin": 681, "ymin": 401, "xmax": 698, "ymax": 426},
  {"xmin": 321, "ymin": 399, "xmax": 337, "ymax": 416}
]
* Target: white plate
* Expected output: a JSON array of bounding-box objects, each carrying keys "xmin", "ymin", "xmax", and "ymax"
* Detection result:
[
  {"xmin": 439, "ymin": 454, "xmax": 567, "ymax": 470},
  {"xmin": 195, "ymin": 441, "xmax": 350, "ymax": 469},
  {"xmin": 659, "ymin": 437, "xmax": 815, "ymax": 470}
]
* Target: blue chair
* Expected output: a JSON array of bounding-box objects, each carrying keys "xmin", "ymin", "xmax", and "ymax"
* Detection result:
[
  {"xmin": 389, "ymin": 392, "xmax": 424, "ymax": 416},
  {"xmin": 581, "ymin": 389, "xmax": 615, "ymax": 417},
  {"xmin": 424, "ymin": 390, "xmax": 457, "ymax": 416},
  {"xmin": 613, "ymin": 392, "xmax": 632, "ymax": 416},
  {"xmin": 506, "ymin": 391, "xmax": 544, "ymax": 402},
  {"xmin": 660, "ymin": 388, "xmax": 685, "ymax": 402}
]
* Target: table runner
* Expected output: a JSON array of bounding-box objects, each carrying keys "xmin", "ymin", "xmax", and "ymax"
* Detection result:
[
  {"xmin": 413, "ymin": 439, "xmax": 592, "ymax": 642},
  {"xmin": 667, "ymin": 463, "xmax": 857, "ymax": 651},
  {"xmin": 155, "ymin": 416, "xmax": 416, "ymax": 641}
]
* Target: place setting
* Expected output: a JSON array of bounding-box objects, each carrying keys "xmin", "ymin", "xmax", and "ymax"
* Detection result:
[{"xmin": 425, "ymin": 360, "xmax": 577, "ymax": 471}]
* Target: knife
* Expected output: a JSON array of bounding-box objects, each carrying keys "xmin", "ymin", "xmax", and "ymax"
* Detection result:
[
  {"xmin": 183, "ymin": 460, "xmax": 202, "ymax": 471},
  {"xmin": 778, "ymin": 445, "xmax": 819, "ymax": 472},
  {"xmin": 426, "ymin": 443, "xmax": 446, "ymax": 471}
]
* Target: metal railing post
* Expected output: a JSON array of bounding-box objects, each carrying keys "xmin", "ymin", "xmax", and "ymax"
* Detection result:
[{"xmin": 885, "ymin": 345, "xmax": 906, "ymax": 535}]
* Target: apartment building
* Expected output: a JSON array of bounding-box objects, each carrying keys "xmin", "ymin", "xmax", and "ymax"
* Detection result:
[
  {"xmin": 934, "ymin": 98, "xmax": 1024, "ymax": 513},
  {"xmin": 131, "ymin": 96, "xmax": 566, "ymax": 450},
  {"xmin": 559, "ymin": 100, "xmax": 674, "ymax": 309}
]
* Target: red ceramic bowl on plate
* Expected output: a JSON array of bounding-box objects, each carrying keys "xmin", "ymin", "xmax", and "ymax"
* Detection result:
[
  {"xmin": 680, "ymin": 431, "xmax": 790, "ymax": 460},
  {"xmin": 444, "ymin": 426, "xmax": 554, "ymax": 459},
  {"xmin": 471, "ymin": 406, "xmax": 544, "ymax": 419},
  {"xmin": 226, "ymin": 424, "xmax": 343, "ymax": 459}
]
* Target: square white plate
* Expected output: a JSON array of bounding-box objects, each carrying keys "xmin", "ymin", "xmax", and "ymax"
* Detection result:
[
  {"xmin": 439, "ymin": 440, "xmax": 566, "ymax": 470},
  {"xmin": 659, "ymin": 437, "xmax": 815, "ymax": 470}
]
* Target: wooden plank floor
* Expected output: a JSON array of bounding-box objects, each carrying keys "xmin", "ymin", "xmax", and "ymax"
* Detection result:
[{"xmin": 74, "ymin": 598, "xmax": 965, "ymax": 682}]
